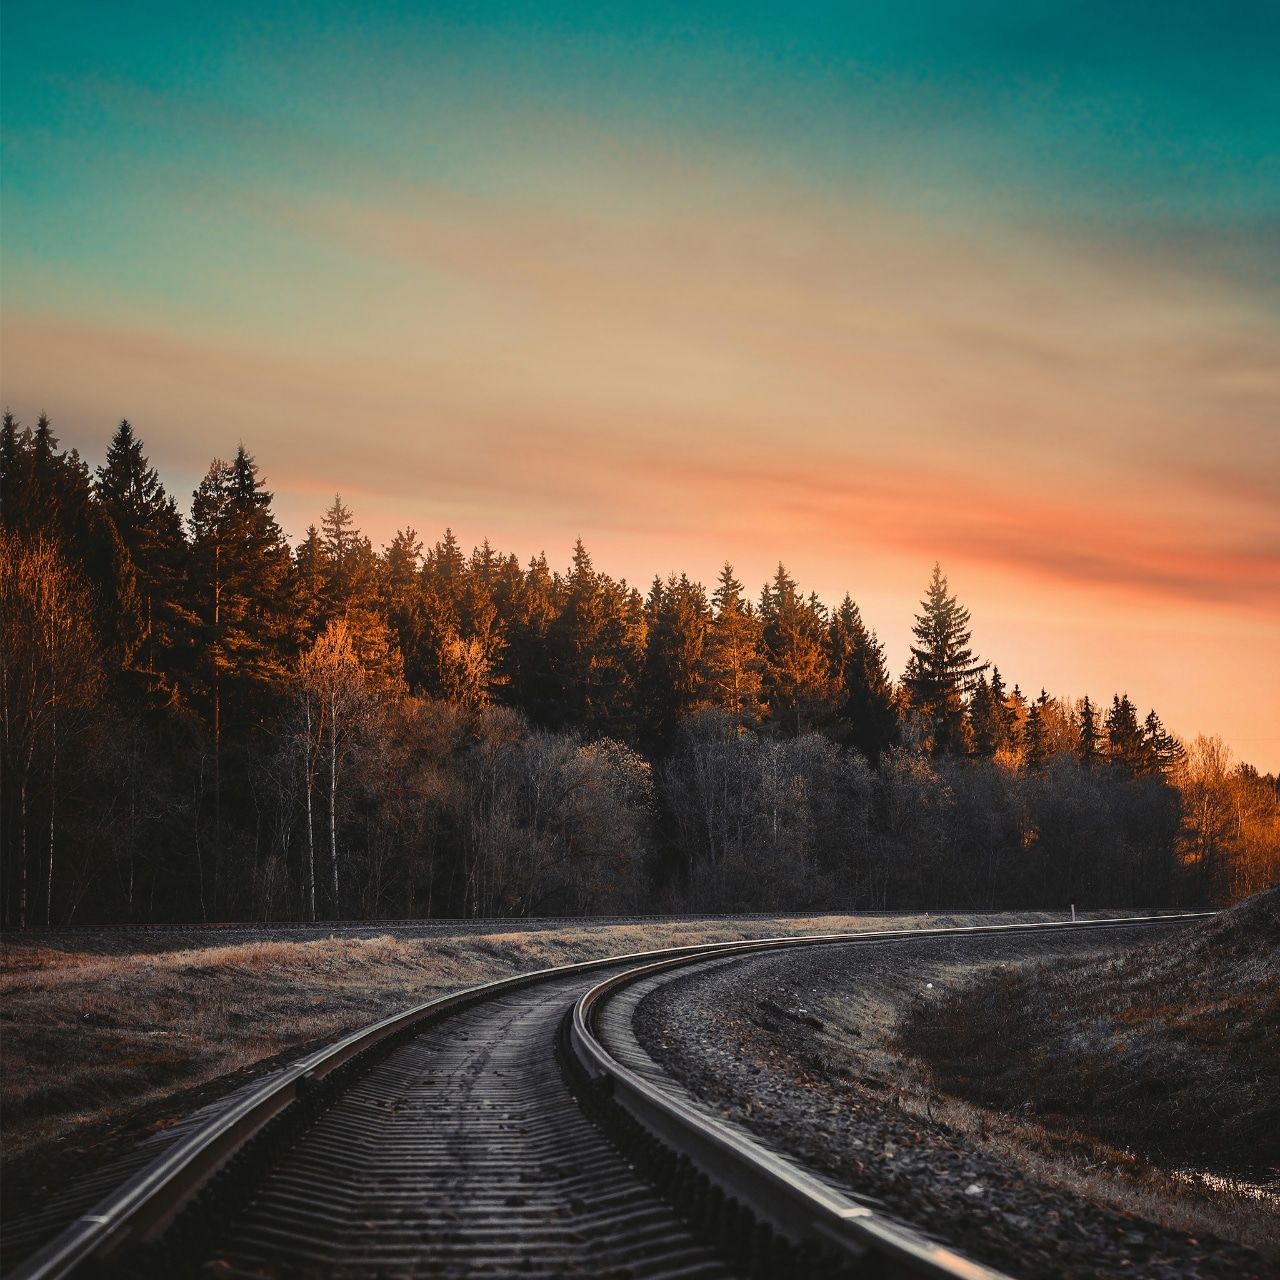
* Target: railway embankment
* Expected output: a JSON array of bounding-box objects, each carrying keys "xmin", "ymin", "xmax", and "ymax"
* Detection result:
[
  {"xmin": 633, "ymin": 918, "xmax": 1276, "ymax": 1279},
  {"xmin": 900, "ymin": 887, "xmax": 1279, "ymax": 1182}
]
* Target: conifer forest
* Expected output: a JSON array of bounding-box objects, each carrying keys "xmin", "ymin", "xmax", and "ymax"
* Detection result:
[{"xmin": 3, "ymin": 414, "xmax": 1277, "ymax": 928}]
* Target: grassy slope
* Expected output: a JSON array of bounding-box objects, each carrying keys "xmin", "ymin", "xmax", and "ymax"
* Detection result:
[
  {"xmin": 901, "ymin": 888, "xmax": 1280, "ymax": 1173},
  {"xmin": 2, "ymin": 912, "xmax": 968, "ymax": 1171}
]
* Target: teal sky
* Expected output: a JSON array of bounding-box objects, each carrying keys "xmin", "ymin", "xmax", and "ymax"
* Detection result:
[
  {"xmin": 3, "ymin": 2, "xmax": 1279, "ymax": 768},
  {"xmin": 6, "ymin": 3, "xmax": 1279, "ymax": 281}
]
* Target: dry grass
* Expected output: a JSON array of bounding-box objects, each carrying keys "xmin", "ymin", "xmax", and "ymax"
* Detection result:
[
  {"xmin": 861, "ymin": 895, "xmax": 1280, "ymax": 1258},
  {"xmin": 712, "ymin": 924, "xmax": 1279, "ymax": 1267},
  {"xmin": 899, "ymin": 889, "xmax": 1280, "ymax": 1173},
  {"xmin": 2, "ymin": 911, "xmax": 971, "ymax": 1173}
]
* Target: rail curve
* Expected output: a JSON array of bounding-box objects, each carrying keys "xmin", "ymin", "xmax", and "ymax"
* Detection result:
[{"xmin": 11, "ymin": 914, "xmax": 1206, "ymax": 1279}]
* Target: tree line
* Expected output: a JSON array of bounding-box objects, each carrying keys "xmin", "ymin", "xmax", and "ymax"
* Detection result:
[{"xmin": 2, "ymin": 414, "xmax": 1276, "ymax": 925}]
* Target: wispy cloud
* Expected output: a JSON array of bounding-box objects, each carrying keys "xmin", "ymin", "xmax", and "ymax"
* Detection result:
[{"xmin": 3, "ymin": 6, "xmax": 1277, "ymax": 763}]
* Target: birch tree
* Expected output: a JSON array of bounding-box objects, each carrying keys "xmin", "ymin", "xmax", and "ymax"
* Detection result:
[
  {"xmin": 292, "ymin": 615, "xmax": 400, "ymax": 916},
  {"xmin": 0, "ymin": 532, "xmax": 104, "ymax": 925}
]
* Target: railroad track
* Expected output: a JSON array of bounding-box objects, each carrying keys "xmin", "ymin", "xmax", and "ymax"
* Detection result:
[{"xmin": 11, "ymin": 914, "xmax": 1206, "ymax": 1280}]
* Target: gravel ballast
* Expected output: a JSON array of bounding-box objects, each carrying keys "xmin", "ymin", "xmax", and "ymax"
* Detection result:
[{"xmin": 632, "ymin": 923, "xmax": 1273, "ymax": 1280}]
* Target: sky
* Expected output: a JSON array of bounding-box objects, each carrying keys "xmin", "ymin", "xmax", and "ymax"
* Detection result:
[{"xmin": 3, "ymin": 2, "xmax": 1279, "ymax": 769}]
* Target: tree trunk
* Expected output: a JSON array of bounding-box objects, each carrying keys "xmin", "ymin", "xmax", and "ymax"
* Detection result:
[
  {"xmin": 212, "ymin": 542, "xmax": 221, "ymax": 917},
  {"xmin": 304, "ymin": 701, "xmax": 317, "ymax": 923},
  {"xmin": 18, "ymin": 770, "xmax": 29, "ymax": 930},
  {"xmin": 194, "ymin": 756, "xmax": 209, "ymax": 923},
  {"xmin": 46, "ymin": 693, "xmax": 57, "ymax": 928},
  {"xmin": 328, "ymin": 695, "xmax": 339, "ymax": 916}
]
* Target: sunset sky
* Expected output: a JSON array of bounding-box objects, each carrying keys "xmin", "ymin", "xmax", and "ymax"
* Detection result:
[{"xmin": 3, "ymin": 3, "xmax": 1278, "ymax": 768}]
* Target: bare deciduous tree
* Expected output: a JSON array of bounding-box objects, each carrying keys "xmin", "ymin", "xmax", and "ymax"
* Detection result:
[{"xmin": 1, "ymin": 532, "xmax": 105, "ymax": 925}]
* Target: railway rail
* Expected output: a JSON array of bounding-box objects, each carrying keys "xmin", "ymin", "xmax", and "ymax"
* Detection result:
[{"xmin": 11, "ymin": 914, "xmax": 1207, "ymax": 1279}]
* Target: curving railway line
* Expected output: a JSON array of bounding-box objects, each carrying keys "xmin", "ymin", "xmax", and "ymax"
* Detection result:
[{"xmin": 11, "ymin": 915, "xmax": 1204, "ymax": 1280}]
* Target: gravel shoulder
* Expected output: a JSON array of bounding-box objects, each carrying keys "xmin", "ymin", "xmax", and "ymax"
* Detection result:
[{"xmin": 633, "ymin": 922, "xmax": 1276, "ymax": 1280}]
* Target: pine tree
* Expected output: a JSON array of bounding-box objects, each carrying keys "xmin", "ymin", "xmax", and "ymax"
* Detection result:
[
  {"xmin": 459, "ymin": 540, "xmax": 505, "ymax": 684},
  {"xmin": 1078, "ymin": 694, "xmax": 1101, "ymax": 767},
  {"xmin": 902, "ymin": 564, "xmax": 988, "ymax": 755},
  {"xmin": 978, "ymin": 666, "xmax": 1018, "ymax": 756},
  {"xmin": 188, "ymin": 447, "xmax": 294, "ymax": 908},
  {"xmin": 641, "ymin": 573, "xmax": 710, "ymax": 740},
  {"xmin": 700, "ymin": 563, "xmax": 764, "ymax": 725},
  {"xmin": 759, "ymin": 563, "xmax": 829, "ymax": 736},
  {"xmin": 414, "ymin": 529, "xmax": 476, "ymax": 699},
  {"xmin": 379, "ymin": 528, "xmax": 425, "ymax": 685},
  {"xmin": 95, "ymin": 420, "xmax": 188, "ymax": 685},
  {"xmin": 548, "ymin": 539, "xmax": 608, "ymax": 728},
  {"xmin": 1024, "ymin": 689, "xmax": 1052, "ymax": 771},
  {"xmin": 828, "ymin": 595, "xmax": 898, "ymax": 764},
  {"xmin": 294, "ymin": 525, "xmax": 327, "ymax": 636},
  {"xmin": 424, "ymin": 537, "xmax": 504, "ymax": 711},
  {"xmin": 1105, "ymin": 694, "xmax": 1144, "ymax": 773},
  {"xmin": 969, "ymin": 668, "xmax": 1019, "ymax": 759},
  {"xmin": 1142, "ymin": 709, "xmax": 1185, "ymax": 778},
  {"xmin": 597, "ymin": 575, "xmax": 647, "ymax": 735},
  {"xmin": 6, "ymin": 414, "xmax": 143, "ymax": 667},
  {"xmin": 495, "ymin": 552, "xmax": 556, "ymax": 722},
  {"xmin": 320, "ymin": 495, "xmax": 379, "ymax": 616},
  {"xmin": 27, "ymin": 413, "xmax": 63, "ymax": 535},
  {"xmin": 0, "ymin": 410, "xmax": 32, "ymax": 527}
]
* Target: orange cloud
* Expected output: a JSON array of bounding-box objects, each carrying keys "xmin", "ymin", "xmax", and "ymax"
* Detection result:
[{"xmin": 4, "ymin": 148, "xmax": 1277, "ymax": 765}]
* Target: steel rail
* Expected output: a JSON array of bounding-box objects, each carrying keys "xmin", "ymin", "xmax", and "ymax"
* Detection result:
[
  {"xmin": 567, "ymin": 914, "xmax": 1212, "ymax": 1280},
  {"xmin": 12, "ymin": 912, "xmax": 1209, "ymax": 1279}
]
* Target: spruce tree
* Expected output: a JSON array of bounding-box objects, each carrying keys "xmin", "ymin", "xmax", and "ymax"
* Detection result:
[
  {"xmin": 379, "ymin": 528, "xmax": 425, "ymax": 685},
  {"xmin": 95, "ymin": 420, "xmax": 188, "ymax": 684},
  {"xmin": 548, "ymin": 539, "xmax": 608, "ymax": 728},
  {"xmin": 498, "ymin": 552, "xmax": 557, "ymax": 723},
  {"xmin": 187, "ymin": 446, "xmax": 293, "ymax": 911},
  {"xmin": 1142, "ymin": 709, "xmax": 1185, "ymax": 777},
  {"xmin": 700, "ymin": 563, "xmax": 764, "ymax": 725},
  {"xmin": 597, "ymin": 575, "xmax": 647, "ymax": 735},
  {"xmin": 460, "ymin": 541, "xmax": 504, "ymax": 670},
  {"xmin": 1024, "ymin": 689, "xmax": 1052, "ymax": 771},
  {"xmin": 759, "ymin": 563, "xmax": 829, "ymax": 736},
  {"xmin": 294, "ymin": 525, "xmax": 327, "ymax": 636},
  {"xmin": 988, "ymin": 667, "xmax": 1018, "ymax": 755},
  {"xmin": 829, "ymin": 595, "xmax": 898, "ymax": 765},
  {"xmin": 641, "ymin": 573, "xmax": 710, "ymax": 741},
  {"xmin": 967, "ymin": 672, "xmax": 998, "ymax": 757},
  {"xmin": 1078, "ymin": 695, "xmax": 1101, "ymax": 767},
  {"xmin": 415, "ymin": 530, "xmax": 470, "ymax": 700},
  {"xmin": 902, "ymin": 564, "xmax": 987, "ymax": 755},
  {"xmin": 0, "ymin": 411, "xmax": 31, "ymax": 527},
  {"xmin": 1006, "ymin": 682, "xmax": 1029, "ymax": 752},
  {"xmin": 1105, "ymin": 694, "xmax": 1144, "ymax": 773},
  {"xmin": 188, "ymin": 450, "xmax": 293, "ymax": 744}
]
